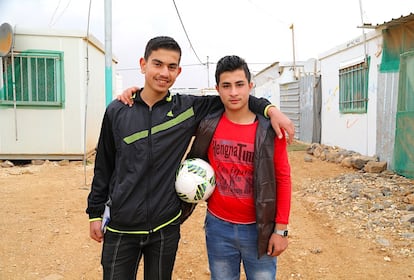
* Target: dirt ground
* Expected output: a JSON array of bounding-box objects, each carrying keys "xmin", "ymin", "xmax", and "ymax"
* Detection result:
[{"xmin": 1, "ymin": 142, "xmax": 413, "ymax": 280}]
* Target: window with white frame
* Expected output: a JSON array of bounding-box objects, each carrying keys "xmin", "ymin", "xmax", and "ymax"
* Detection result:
[
  {"xmin": 0, "ymin": 50, "xmax": 64, "ymax": 106},
  {"xmin": 339, "ymin": 56, "xmax": 370, "ymax": 114}
]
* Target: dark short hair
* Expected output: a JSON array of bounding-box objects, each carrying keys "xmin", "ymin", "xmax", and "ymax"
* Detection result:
[
  {"xmin": 215, "ymin": 55, "xmax": 251, "ymax": 84},
  {"xmin": 144, "ymin": 36, "xmax": 182, "ymax": 63}
]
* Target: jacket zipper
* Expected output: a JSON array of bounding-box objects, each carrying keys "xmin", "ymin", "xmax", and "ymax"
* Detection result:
[{"xmin": 146, "ymin": 106, "xmax": 153, "ymax": 231}]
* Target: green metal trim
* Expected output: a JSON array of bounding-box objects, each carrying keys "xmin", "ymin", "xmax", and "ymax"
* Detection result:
[
  {"xmin": 339, "ymin": 56, "xmax": 370, "ymax": 114},
  {"xmin": 0, "ymin": 50, "xmax": 65, "ymax": 108}
]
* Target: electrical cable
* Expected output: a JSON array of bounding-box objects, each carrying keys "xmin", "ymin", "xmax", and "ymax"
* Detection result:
[
  {"xmin": 49, "ymin": 0, "xmax": 63, "ymax": 27},
  {"xmin": 49, "ymin": 0, "xmax": 72, "ymax": 27},
  {"xmin": 172, "ymin": 0, "xmax": 204, "ymax": 65}
]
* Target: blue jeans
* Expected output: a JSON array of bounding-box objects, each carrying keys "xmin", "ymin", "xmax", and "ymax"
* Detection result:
[
  {"xmin": 205, "ymin": 211, "xmax": 277, "ymax": 280},
  {"xmin": 101, "ymin": 222, "xmax": 180, "ymax": 280}
]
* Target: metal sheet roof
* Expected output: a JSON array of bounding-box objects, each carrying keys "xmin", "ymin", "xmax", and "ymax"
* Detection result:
[{"xmin": 360, "ymin": 13, "xmax": 414, "ymax": 29}]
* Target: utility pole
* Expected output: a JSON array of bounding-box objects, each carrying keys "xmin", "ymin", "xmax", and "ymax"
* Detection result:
[
  {"xmin": 359, "ymin": 0, "xmax": 368, "ymax": 66},
  {"xmin": 104, "ymin": 0, "xmax": 112, "ymax": 106},
  {"xmin": 290, "ymin": 23, "xmax": 296, "ymax": 76}
]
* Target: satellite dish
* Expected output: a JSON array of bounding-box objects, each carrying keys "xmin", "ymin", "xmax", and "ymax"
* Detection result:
[{"xmin": 0, "ymin": 22, "xmax": 14, "ymax": 57}]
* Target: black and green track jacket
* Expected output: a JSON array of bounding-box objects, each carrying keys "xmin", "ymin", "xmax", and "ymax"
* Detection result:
[{"xmin": 86, "ymin": 89, "xmax": 271, "ymax": 233}]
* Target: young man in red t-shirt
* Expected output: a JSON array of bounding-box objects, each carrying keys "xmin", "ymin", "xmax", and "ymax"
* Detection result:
[{"xmin": 189, "ymin": 55, "xmax": 291, "ymax": 279}]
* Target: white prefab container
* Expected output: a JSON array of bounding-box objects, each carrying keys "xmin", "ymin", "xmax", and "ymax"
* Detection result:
[
  {"xmin": 318, "ymin": 30, "xmax": 382, "ymax": 157},
  {"xmin": 318, "ymin": 13, "xmax": 414, "ymax": 177},
  {"xmin": 0, "ymin": 27, "xmax": 117, "ymax": 160}
]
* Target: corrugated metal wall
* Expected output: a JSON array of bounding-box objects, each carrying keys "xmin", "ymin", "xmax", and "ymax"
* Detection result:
[
  {"xmin": 376, "ymin": 72, "xmax": 399, "ymax": 169},
  {"xmin": 279, "ymin": 81, "xmax": 300, "ymax": 140},
  {"xmin": 299, "ymin": 74, "xmax": 321, "ymax": 143},
  {"xmin": 279, "ymin": 74, "xmax": 321, "ymax": 143}
]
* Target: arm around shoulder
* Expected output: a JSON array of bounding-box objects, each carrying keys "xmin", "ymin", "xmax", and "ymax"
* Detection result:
[{"xmin": 267, "ymin": 105, "xmax": 295, "ymax": 144}]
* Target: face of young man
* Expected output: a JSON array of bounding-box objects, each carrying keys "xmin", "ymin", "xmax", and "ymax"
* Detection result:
[
  {"xmin": 140, "ymin": 49, "xmax": 182, "ymax": 95},
  {"xmin": 216, "ymin": 69, "xmax": 253, "ymax": 112}
]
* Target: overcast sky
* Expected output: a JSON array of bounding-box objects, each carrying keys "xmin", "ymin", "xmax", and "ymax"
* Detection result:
[{"xmin": 1, "ymin": 0, "xmax": 413, "ymax": 89}]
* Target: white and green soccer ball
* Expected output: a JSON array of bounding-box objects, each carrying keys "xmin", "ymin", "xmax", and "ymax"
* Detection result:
[{"xmin": 175, "ymin": 158, "xmax": 216, "ymax": 203}]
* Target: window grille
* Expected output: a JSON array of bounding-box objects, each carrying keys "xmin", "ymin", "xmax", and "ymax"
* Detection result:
[
  {"xmin": 339, "ymin": 57, "xmax": 370, "ymax": 114},
  {"xmin": 0, "ymin": 50, "xmax": 64, "ymax": 106}
]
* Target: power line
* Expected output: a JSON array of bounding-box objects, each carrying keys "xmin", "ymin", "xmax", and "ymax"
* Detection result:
[
  {"xmin": 49, "ymin": 0, "xmax": 72, "ymax": 27},
  {"xmin": 172, "ymin": 0, "xmax": 204, "ymax": 65},
  {"xmin": 49, "ymin": 0, "xmax": 63, "ymax": 27}
]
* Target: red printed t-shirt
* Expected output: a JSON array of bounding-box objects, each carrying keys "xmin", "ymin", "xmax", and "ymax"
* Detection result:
[{"xmin": 207, "ymin": 114, "xmax": 291, "ymax": 225}]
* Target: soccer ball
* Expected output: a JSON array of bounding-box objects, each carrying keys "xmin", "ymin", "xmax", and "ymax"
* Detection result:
[{"xmin": 175, "ymin": 158, "xmax": 216, "ymax": 203}]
